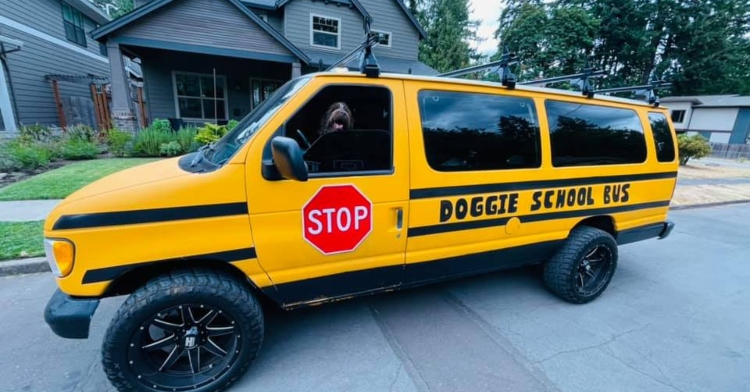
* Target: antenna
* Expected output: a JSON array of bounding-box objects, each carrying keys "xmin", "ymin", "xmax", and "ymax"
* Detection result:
[
  {"xmin": 595, "ymin": 79, "xmax": 672, "ymax": 107},
  {"xmin": 519, "ymin": 61, "xmax": 606, "ymax": 98},
  {"xmin": 438, "ymin": 45, "xmax": 518, "ymax": 88},
  {"xmin": 325, "ymin": 16, "xmax": 380, "ymax": 78}
]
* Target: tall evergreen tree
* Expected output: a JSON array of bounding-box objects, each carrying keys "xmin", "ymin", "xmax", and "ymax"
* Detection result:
[{"xmin": 412, "ymin": 0, "xmax": 480, "ymax": 73}]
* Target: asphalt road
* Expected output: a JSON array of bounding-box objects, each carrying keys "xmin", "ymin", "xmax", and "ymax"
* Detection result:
[{"xmin": 1, "ymin": 204, "xmax": 749, "ymax": 392}]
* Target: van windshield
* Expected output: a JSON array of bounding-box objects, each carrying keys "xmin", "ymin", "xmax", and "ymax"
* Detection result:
[{"xmin": 204, "ymin": 76, "xmax": 311, "ymax": 165}]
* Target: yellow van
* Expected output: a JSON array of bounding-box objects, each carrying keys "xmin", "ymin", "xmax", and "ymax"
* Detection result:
[{"xmin": 42, "ymin": 42, "xmax": 678, "ymax": 392}]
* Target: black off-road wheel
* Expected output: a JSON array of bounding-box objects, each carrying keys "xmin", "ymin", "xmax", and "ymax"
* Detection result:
[
  {"xmin": 102, "ymin": 269, "xmax": 264, "ymax": 392},
  {"xmin": 543, "ymin": 226, "xmax": 618, "ymax": 304}
]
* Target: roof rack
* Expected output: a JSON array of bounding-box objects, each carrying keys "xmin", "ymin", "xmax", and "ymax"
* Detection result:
[
  {"xmin": 324, "ymin": 27, "xmax": 670, "ymax": 107},
  {"xmin": 437, "ymin": 46, "xmax": 519, "ymax": 88},
  {"xmin": 519, "ymin": 62, "xmax": 606, "ymax": 98},
  {"xmin": 594, "ymin": 79, "xmax": 672, "ymax": 107}
]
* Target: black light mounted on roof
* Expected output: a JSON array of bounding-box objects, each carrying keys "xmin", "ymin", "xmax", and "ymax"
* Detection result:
[{"xmin": 326, "ymin": 16, "xmax": 380, "ymax": 78}]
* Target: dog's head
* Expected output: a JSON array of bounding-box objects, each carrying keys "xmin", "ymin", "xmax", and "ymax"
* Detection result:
[{"xmin": 324, "ymin": 102, "xmax": 353, "ymax": 132}]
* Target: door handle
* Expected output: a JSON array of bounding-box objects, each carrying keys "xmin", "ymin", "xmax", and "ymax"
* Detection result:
[{"xmin": 396, "ymin": 208, "xmax": 403, "ymax": 230}]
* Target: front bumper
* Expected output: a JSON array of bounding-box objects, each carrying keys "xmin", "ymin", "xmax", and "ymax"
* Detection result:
[
  {"xmin": 658, "ymin": 220, "xmax": 675, "ymax": 239},
  {"xmin": 44, "ymin": 288, "xmax": 99, "ymax": 339}
]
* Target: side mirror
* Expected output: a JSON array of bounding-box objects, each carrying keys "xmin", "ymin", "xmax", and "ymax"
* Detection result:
[{"xmin": 270, "ymin": 136, "xmax": 308, "ymax": 181}]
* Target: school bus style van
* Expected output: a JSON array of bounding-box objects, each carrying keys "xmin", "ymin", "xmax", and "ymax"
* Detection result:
[{"xmin": 42, "ymin": 38, "xmax": 678, "ymax": 392}]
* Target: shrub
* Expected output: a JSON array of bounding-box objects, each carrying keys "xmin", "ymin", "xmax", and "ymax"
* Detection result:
[
  {"xmin": 150, "ymin": 118, "xmax": 173, "ymax": 134},
  {"xmin": 176, "ymin": 126, "xmax": 199, "ymax": 153},
  {"xmin": 194, "ymin": 123, "xmax": 228, "ymax": 145},
  {"xmin": 65, "ymin": 124, "xmax": 97, "ymax": 142},
  {"xmin": 4, "ymin": 141, "xmax": 52, "ymax": 170},
  {"xmin": 227, "ymin": 119, "xmax": 239, "ymax": 131},
  {"xmin": 677, "ymin": 134, "xmax": 711, "ymax": 165},
  {"xmin": 61, "ymin": 139, "xmax": 100, "ymax": 160},
  {"xmin": 133, "ymin": 124, "xmax": 175, "ymax": 157},
  {"xmin": 19, "ymin": 124, "xmax": 52, "ymax": 142},
  {"xmin": 159, "ymin": 141, "xmax": 182, "ymax": 157},
  {"xmin": 106, "ymin": 128, "xmax": 134, "ymax": 157}
]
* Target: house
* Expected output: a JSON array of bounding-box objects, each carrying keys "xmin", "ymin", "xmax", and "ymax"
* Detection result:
[
  {"xmin": 90, "ymin": 0, "xmax": 438, "ymax": 131},
  {"xmin": 0, "ymin": 0, "xmax": 114, "ymax": 134},
  {"xmin": 661, "ymin": 95, "xmax": 750, "ymax": 144}
]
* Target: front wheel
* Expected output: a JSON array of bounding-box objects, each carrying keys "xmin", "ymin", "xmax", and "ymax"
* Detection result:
[
  {"xmin": 542, "ymin": 226, "xmax": 618, "ymax": 304},
  {"xmin": 102, "ymin": 269, "xmax": 264, "ymax": 392}
]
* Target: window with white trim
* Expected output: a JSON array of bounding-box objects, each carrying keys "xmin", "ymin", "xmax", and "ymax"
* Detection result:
[
  {"xmin": 174, "ymin": 72, "xmax": 228, "ymax": 121},
  {"xmin": 61, "ymin": 2, "xmax": 87, "ymax": 47},
  {"xmin": 311, "ymin": 14, "xmax": 340, "ymax": 49},
  {"xmin": 373, "ymin": 30, "xmax": 391, "ymax": 47}
]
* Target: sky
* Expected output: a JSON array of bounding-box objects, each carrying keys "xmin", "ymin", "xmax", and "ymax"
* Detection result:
[{"xmin": 469, "ymin": 0, "xmax": 502, "ymax": 57}]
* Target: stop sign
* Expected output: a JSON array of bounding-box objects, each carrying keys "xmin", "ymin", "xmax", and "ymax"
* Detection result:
[{"xmin": 303, "ymin": 184, "xmax": 373, "ymax": 255}]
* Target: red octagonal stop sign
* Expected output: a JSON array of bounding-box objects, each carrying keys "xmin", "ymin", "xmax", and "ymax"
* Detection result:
[{"xmin": 302, "ymin": 184, "xmax": 373, "ymax": 255}]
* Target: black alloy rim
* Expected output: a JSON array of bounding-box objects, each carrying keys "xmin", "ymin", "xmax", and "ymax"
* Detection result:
[
  {"xmin": 576, "ymin": 245, "xmax": 613, "ymax": 296},
  {"xmin": 127, "ymin": 303, "xmax": 242, "ymax": 391}
]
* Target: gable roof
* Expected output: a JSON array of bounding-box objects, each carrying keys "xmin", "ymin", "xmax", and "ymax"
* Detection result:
[
  {"xmin": 276, "ymin": 0, "xmax": 371, "ymax": 19},
  {"xmin": 90, "ymin": 0, "xmax": 311, "ymax": 64},
  {"xmin": 275, "ymin": 0, "xmax": 426, "ymax": 39}
]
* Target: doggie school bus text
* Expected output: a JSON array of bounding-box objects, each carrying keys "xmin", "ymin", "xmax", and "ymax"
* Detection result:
[{"xmin": 439, "ymin": 184, "xmax": 631, "ymax": 222}]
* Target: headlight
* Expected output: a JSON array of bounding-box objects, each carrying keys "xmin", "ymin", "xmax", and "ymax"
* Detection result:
[{"xmin": 44, "ymin": 239, "xmax": 75, "ymax": 278}]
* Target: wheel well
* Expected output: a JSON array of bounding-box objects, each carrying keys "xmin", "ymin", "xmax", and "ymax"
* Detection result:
[
  {"xmin": 574, "ymin": 216, "xmax": 616, "ymax": 237},
  {"xmin": 101, "ymin": 260, "xmax": 280, "ymax": 309}
]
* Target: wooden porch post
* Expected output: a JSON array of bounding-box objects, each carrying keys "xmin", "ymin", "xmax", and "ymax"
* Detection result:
[
  {"xmin": 90, "ymin": 83, "xmax": 104, "ymax": 130},
  {"xmin": 51, "ymin": 79, "xmax": 66, "ymax": 129}
]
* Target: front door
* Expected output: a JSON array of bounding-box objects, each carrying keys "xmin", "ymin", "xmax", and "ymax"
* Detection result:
[{"xmin": 246, "ymin": 77, "xmax": 409, "ymax": 307}]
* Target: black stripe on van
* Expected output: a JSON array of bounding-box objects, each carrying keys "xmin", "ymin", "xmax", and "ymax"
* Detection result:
[
  {"xmin": 409, "ymin": 172, "xmax": 678, "ymax": 199},
  {"xmin": 53, "ymin": 202, "xmax": 248, "ymax": 230},
  {"xmin": 407, "ymin": 200, "xmax": 671, "ymax": 237},
  {"xmin": 81, "ymin": 247, "xmax": 257, "ymax": 284}
]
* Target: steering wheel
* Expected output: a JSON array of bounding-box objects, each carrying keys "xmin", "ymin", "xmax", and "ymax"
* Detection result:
[{"xmin": 296, "ymin": 129, "xmax": 312, "ymax": 150}]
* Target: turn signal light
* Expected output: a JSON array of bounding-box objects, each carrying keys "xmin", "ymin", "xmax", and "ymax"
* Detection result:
[{"xmin": 44, "ymin": 239, "xmax": 75, "ymax": 277}]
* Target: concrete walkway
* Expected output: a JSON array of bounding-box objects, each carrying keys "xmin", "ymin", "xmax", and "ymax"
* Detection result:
[{"xmin": 0, "ymin": 200, "xmax": 63, "ymax": 222}]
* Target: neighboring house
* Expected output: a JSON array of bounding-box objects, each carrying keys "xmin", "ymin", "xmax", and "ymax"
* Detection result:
[
  {"xmin": 661, "ymin": 95, "xmax": 750, "ymax": 144},
  {"xmin": 90, "ymin": 0, "xmax": 438, "ymax": 131},
  {"xmin": 0, "ymin": 0, "xmax": 112, "ymax": 134}
]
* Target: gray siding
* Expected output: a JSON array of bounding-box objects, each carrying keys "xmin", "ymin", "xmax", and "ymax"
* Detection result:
[
  {"xmin": 0, "ymin": 0, "xmax": 107, "ymax": 58},
  {"xmin": 114, "ymin": 0, "xmax": 292, "ymax": 57},
  {"xmin": 0, "ymin": 25, "xmax": 109, "ymax": 127},
  {"xmin": 358, "ymin": 0, "xmax": 419, "ymax": 60},
  {"xmin": 284, "ymin": 0, "xmax": 364, "ymax": 53},
  {"xmin": 140, "ymin": 50, "xmax": 290, "ymax": 121},
  {"xmin": 247, "ymin": 7, "xmax": 284, "ymax": 33}
]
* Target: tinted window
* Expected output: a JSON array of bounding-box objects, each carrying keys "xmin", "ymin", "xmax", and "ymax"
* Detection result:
[
  {"xmin": 546, "ymin": 101, "xmax": 647, "ymax": 167},
  {"xmin": 418, "ymin": 90, "xmax": 541, "ymax": 171},
  {"xmin": 648, "ymin": 112, "xmax": 676, "ymax": 162}
]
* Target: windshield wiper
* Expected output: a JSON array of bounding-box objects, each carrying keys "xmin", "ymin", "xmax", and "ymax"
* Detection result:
[{"xmin": 190, "ymin": 143, "xmax": 215, "ymax": 167}]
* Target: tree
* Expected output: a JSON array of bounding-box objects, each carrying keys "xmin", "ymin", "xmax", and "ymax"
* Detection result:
[
  {"xmin": 89, "ymin": 0, "xmax": 134, "ymax": 18},
  {"xmin": 493, "ymin": 0, "xmax": 750, "ymax": 96},
  {"xmin": 677, "ymin": 134, "xmax": 711, "ymax": 166},
  {"xmin": 412, "ymin": 0, "xmax": 480, "ymax": 73}
]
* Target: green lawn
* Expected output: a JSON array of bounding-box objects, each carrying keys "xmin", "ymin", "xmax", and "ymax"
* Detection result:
[
  {"xmin": 0, "ymin": 221, "xmax": 44, "ymax": 261},
  {"xmin": 0, "ymin": 158, "xmax": 160, "ymax": 201}
]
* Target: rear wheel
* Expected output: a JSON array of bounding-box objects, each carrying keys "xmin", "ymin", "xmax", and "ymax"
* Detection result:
[
  {"xmin": 102, "ymin": 269, "xmax": 264, "ymax": 392},
  {"xmin": 543, "ymin": 226, "xmax": 618, "ymax": 304}
]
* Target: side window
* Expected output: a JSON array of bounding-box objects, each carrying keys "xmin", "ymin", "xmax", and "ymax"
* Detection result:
[
  {"xmin": 417, "ymin": 90, "xmax": 541, "ymax": 172},
  {"xmin": 278, "ymin": 84, "xmax": 393, "ymax": 175},
  {"xmin": 545, "ymin": 100, "xmax": 647, "ymax": 167},
  {"xmin": 648, "ymin": 112, "xmax": 676, "ymax": 162}
]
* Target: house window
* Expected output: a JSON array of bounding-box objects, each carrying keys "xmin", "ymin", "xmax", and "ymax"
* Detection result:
[
  {"xmin": 372, "ymin": 30, "xmax": 391, "ymax": 47},
  {"xmin": 311, "ymin": 14, "xmax": 340, "ymax": 49},
  {"xmin": 251, "ymin": 79, "xmax": 282, "ymax": 110},
  {"xmin": 61, "ymin": 2, "xmax": 87, "ymax": 47},
  {"xmin": 173, "ymin": 72, "xmax": 228, "ymax": 121},
  {"xmin": 670, "ymin": 110, "xmax": 686, "ymax": 123}
]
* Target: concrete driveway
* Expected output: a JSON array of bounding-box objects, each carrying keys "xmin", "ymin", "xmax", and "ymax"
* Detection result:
[{"xmin": 1, "ymin": 203, "xmax": 748, "ymax": 392}]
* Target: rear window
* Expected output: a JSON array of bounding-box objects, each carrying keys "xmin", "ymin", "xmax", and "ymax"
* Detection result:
[
  {"xmin": 648, "ymin": 112, "xmax": 676, "ymax": 162},
  {"xmin": 545, "ymin": 100, "xmax": 647, "ymax": 167}
]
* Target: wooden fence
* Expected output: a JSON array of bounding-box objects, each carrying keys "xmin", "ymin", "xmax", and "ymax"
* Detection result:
[{"xmin": 709, "ymin": 143, "xmax": 750, "ymax": 160}]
